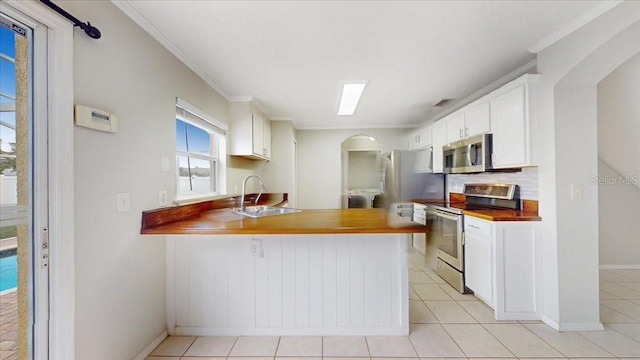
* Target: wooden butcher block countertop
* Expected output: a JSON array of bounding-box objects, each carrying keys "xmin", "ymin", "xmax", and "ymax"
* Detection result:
[
  {"xmin": 413, "ymin": 193, "xmax": 541, "ymax": 222},
  {"xmin": 140, "ymin": 194, "xmax": 426, "ymax": 235},
  {"xmin": 141, "ymin": 208, "xmax": 426, "ymax": 235}
]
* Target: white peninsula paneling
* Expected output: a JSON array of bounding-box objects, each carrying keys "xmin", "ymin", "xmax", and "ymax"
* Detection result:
[{"xmin": 166, "ymin": 234, "xmax": 410, "ymax": 336}]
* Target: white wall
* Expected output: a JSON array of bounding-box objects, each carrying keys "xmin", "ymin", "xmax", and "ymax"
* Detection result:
[
  {"xmin": 597, "ymin": 54, "xmax": 640, "ymax": 267},
  {"xmin": 297, "ymin": 128, "xmax": 407, "ymax": 209},
  {"xmin": 535, "ymin": 1, "xmax": 640, "ymax": 330},
  {"xmin": 347, "ymin": 151, "xmax": 380, "ymax": 190},
  {"xmin": 61, "ymin": 1, "xmax": 261, "ymax": 358}
]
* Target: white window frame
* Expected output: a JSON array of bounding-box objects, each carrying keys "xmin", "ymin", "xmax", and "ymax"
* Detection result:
[{"xmin": 175, "ymin": 98, "xmax": 226, "ymax": 203}]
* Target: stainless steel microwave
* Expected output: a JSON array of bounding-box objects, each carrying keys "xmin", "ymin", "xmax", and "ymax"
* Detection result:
[{"xmin": 443, "ymin": 133, "xmax": 492, "ymax": 173}]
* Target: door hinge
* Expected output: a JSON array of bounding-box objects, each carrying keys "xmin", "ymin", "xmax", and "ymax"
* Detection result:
[{"xmin": 41, "ymin": 227, "xmax": 49, "ymax": 268}]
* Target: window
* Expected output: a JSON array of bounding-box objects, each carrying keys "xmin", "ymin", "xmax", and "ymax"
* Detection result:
[{"xmin": 175, "ymin": 98, "xmax": 226, "ymax": 200}]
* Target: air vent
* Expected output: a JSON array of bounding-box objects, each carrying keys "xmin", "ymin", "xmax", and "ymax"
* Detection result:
[{"xmin": 433, "ymin": 99, "xmax": 454, "ymax": 107}]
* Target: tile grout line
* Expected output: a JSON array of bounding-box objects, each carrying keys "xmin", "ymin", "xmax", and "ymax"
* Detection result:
[
  {"xmin": 226, "ymin": 336, "xmax": 239, "ymax": 358},
  {"xmin": 437, "ymin": 322, "xmax": 479, "ymax": 359},
  {"xmin": 181, "ymin": 336, "xmax": 197, "ymax": 357},
  {"xmin": 571, "ymin": 329, "xmax": 618, "ymax": 359},
  {"xmin": 519, "ymin": 322, "xmax": 599, "ymax": 359},
  {"xmin": 273, "ymin": 336, "xmax": 281, "ymax": 359},
  {"xmin": 363, "ymin": 335, "xmax": 371, "ymax": 359},
  {"xmin": 470, "ymin": 322, "xmax": 517, "ymax": 359},
  {"xmin": 601, "ymin": 322, "xmax": 640, "ymax": 347}
]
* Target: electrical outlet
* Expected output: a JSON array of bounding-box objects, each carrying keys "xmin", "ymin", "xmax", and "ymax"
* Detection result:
[
  {"xmin": 116, "ymin": 192, "xmax": 130, "ymax": 213},
  {"xmin": 250, "ymin": 239, "xmax": 263, "ymax": 258},
  {"xmin": 159, "ymin": 190, "xmax": 168, "ymax": 206}
]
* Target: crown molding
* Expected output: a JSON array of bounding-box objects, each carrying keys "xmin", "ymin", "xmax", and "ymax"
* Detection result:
[{"xmin": 111, "ymin": 1, "xmax": 238, "ymax": 101}]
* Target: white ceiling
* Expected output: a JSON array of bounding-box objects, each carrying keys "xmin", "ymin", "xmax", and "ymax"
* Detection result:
[{"xmin": 116, "ymin": 1, "xmax": 605, "ymax": 130}]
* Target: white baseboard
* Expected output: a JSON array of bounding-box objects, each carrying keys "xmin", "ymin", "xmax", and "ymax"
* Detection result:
[
  {"xmin": 541, "ymin": 316, "xmax": 604, "ymax": 332},
  {"xmin": 541, "ymin": 315, "xmax": 560, "ymax": 331},
  {"xmin": 135, "ymin": 330, "xmax": 168, "ymax": 360},
  {"xmin": 599, "ymin": 264, "xmax": 640, "ymax": 269},
  {"xmin": 558, "ymin": 322, "xmax": 604, "ymax": 332}
]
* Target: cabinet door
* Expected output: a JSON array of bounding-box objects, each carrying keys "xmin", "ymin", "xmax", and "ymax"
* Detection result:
[
  {"xmin": 432, "ymin": 122, "xmax": 446, "ymax": 173},
  {"xmin": 407, "ymin": 133, "xmax": 420, "ymax": 150},
  {"xmin": 419, "ymin": 128, "xmax": 432, "ymax": 148},
  {"xmin": 446, "ymin": 112, "xmax": 465, "ymax": 143},
  {"xmin": 464, "ymin": 101, "xmax": 491, "ymax": 138},
  {"xmin": 414, "ymin": 147, "xmax": 431, "ymax": 173},
  {"xmin": 252, "ymin": 111, "xmax": 264, "ymax": 157},
  {"xmin": 464, "ymin": 233, "xmax": 493, "ymax": 306},
  {"xmin": 490, "ymin": 85, "xmax": 527, "ymax": 168},
  {"xmin": 263, "ymin": 116, "xmax": 271, "ymax": 159},
  {"xmin": 494, "ymin": 223, "xmax": 537, "ymax": 320},
  {"xmin": 412, "ymin": 233, "xmax": 426, "ymax": 254}
]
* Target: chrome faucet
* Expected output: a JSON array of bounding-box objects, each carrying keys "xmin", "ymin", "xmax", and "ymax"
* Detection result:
[{"xmin": 240, "ymin": 174, "xmax": 266, "ymax": 211}]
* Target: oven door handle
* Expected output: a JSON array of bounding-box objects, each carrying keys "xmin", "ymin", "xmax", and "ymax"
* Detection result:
[{"xmin": 427, "ymin": 208, "xmax": 461, "ymax": 221}]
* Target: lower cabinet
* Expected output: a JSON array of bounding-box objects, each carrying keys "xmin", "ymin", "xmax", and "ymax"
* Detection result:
[
  {"xmin": 464, "ymin": 216, "xmax": 540, "ymax": 320},
  {"xmin": 464, "ymin": 229, "xmax": 493, "ymax": 306}
]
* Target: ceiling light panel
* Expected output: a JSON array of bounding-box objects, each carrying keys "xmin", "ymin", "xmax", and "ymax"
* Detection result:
[{"xmin": 338, "ymin": 82, "xmax": 367, "ymax": 116}]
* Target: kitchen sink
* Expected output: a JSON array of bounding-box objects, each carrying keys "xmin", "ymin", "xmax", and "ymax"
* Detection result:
[{"xmin": 233, "ymin": 205, "xmax": 301, "ymax": 218}]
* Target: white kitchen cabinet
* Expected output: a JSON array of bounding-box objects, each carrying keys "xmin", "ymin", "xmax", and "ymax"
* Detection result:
[
  {"xmin": 464, "ymin": 217, "xmax": 493, "ymax": 306},
  {"xmin": 413, "ymin": 147, "xmax": 432, "ymax": 173},
  {"xmin": 493, "ymin": 221, "xmax": 539, "ymax": 320},
  {"xmin": 407, "ymin": 127, "xmax": 432, "ymax": 150},
  {"xmin": 463, "ymin": 215, "xmax": 540, "ymax": 320},
  {"xmin": 166, "ymin": 233, "xmax": 410, "ymax": 336},
  {"xmin": 445, "ymin": 112, "xmax": 466, "ymax": 144},
  {"xmin": 445, "ymin": 99, "xmax": 491, "ymax": 144},
  {"xmin": 229, "ymin": 101, "xmax": 271, "ymax": 160},
  {"xmin": 464, "ymin": 100, "xmax": 491, "ymax": 137},
  {"xmin": 489, "ymin": 74, "xmax": 539, "ymax": 169},
  {"xmin": 431, "ymin": 121, "xmax": 446, "ymax": 173},
  {"xmin": 412, "ymin": 232, "xmax": 426, "ymax": 254},
  {"xmin": 262, "ymin": 114, "xmax": 272, "ymax": 159}
]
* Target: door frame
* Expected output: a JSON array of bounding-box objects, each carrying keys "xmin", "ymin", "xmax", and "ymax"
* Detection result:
[{"xmin": 2, "ymin": 1, "xmax": 74, "ymax": 359}]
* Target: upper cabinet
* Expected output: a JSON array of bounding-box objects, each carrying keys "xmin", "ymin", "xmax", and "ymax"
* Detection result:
[
  {"xmin": 489, "ymin": 74, "xmax": 539, "ymax": 169},
  {"xmin": 445, "ymin": 98, "xmax": 491, "ymax": 143},
  {"xmin": 407, "ymin": 127, "xmax": 432, "ymax": 150},
  {"xmin": 431, "ymin": 121, "xmax": 447, "ymax": 173},
  {"xmin": 230, "ymin": 101, "xmax": 272, "ymax": 160}
]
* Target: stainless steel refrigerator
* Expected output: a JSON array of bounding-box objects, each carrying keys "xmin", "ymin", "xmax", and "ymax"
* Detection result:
[{"xmin": 381, "ymin": 150, "xmax": 445, "ymax": 205}]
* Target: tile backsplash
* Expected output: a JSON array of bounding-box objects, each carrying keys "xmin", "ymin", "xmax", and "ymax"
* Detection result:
[{"xmin": 446, "ymin": 167, "xmax": 539, "ymax": 200}]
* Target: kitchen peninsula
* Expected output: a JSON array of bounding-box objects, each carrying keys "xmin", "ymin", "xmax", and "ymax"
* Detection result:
[{"xmin": 141, "ymin": 194, "xmax": 424, "ymax": 336}]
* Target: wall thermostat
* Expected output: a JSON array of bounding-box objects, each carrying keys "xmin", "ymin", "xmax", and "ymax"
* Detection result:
[{"xmin": 74, "ymin": 104, "xmax": 118, "ymax": 133}]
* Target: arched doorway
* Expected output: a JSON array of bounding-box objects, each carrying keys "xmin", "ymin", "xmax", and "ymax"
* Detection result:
[{"xmin": 340, "ymin": 135, "xmax": 382, "ymax": 208}]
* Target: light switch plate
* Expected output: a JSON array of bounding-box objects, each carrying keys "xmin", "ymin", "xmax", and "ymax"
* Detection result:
[
  {"xmin": 161, "ymin": 156, "xmax": 170, "ymax": 172},
  {"xmin": 571, "ymin": 183, "xmax": 583, "ymax": 200},
  {"xmin": 116, "ymin": 192, "xmax": 130, "ymax": 213}
]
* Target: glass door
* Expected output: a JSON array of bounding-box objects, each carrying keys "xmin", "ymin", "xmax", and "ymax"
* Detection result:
[{"xmin": 0, "ymin": 8, "xmax": 49, "ymax": 360}]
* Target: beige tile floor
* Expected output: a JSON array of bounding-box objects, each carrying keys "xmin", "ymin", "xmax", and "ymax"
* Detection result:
[{"xmin": 147, "ymin": 251, "xmax": 640, "ymax": 360}]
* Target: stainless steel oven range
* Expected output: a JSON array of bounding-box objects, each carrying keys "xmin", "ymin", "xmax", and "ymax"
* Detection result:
[{"xmin": 426, "ymin": 183, "xmax": 520, "ymax": 293}]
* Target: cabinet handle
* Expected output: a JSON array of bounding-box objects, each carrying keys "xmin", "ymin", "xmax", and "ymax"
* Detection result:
[
  {"xmin": 468, "ymin": 224, "xmax": 480, "ymax": 229},
  {"xmin": 459, "ymin": 129, "xmax": 463, "ymax": 139}
]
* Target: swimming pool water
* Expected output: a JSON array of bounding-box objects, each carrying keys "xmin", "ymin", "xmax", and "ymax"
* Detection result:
[{"xmin": 0, "ymin": 255, "xmax": 17, "ymax": 292}]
